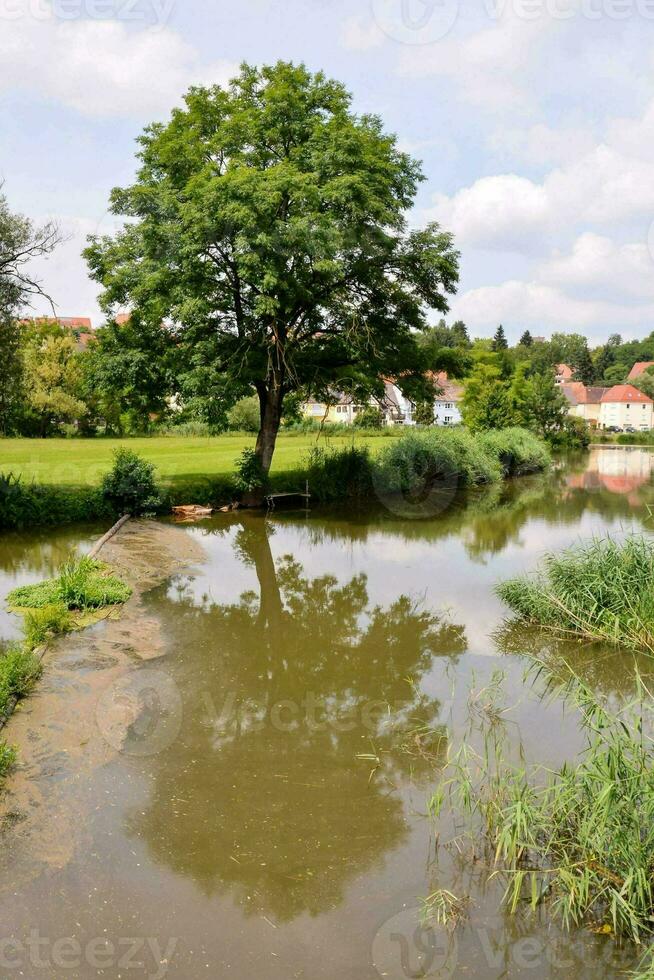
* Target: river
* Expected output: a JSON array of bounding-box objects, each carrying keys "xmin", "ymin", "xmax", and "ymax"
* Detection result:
[{"xmin": 0, "ymin": 446, "xmax": 652, "ymax": 979}]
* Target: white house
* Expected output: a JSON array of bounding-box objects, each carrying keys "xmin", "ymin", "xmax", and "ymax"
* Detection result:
[
  {"xmin": 432, "ymin": 372, "xmax": 464, "ymax": 426},
  {"xmin": 599, "ymin": 385, "xmax": 654, "ymax": 431}
]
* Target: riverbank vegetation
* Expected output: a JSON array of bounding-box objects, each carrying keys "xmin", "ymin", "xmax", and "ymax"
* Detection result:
[
  {"xmin": 497, "ymin": 536, "xmax": 654, "ymax": 655},
  {"xmin": 297, "ymin": 427, "xmax": 550, "ymax": 505},
  {"xmin": 1, "ymin": 427, "xmax": 550, "ymax": 527},
  {"xmin": 429, "ymin": 669, "xmax": 654, "ymax": 976},
  {"xmin": 8, "ymin": 555, "xmax": 131, "ymax": 611}
]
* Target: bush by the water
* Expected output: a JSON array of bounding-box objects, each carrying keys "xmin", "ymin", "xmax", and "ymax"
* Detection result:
[
  {"xmin": 498, "ymin": 535, "xmax": 654, "ymax": 654},
  {"xmin": 0, "ymin": 473, "xmax": 113, "ymax": 531},
  {"xmin": 306, "ymin": 445, "xmax": 374, "ymax": 502},
  {"xmin": 374, "ymin": 428, "xmax": 502, "ymax": 499},
  {"xmin": 8, "ymin": 556, "xmax": 131, "ymax": 611},
  {"xmin": 0, "ymin": 644, "xmax": 41, "ymax": 715},
  {"xmin": 305, "ymin": 427, "xmax": 549, "ymax": 505},
  {"xmin": 101, "ymin": 448, "xmax": 163, "ymax": 515},
  {"xmin": 478, "ymin": 427, "xmax": 552, "ymax": 477}
]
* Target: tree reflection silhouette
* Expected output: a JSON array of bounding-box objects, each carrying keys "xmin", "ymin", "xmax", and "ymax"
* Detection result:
[{"xmin": 127, "ymin": 517, "xmax": 465, "ymax": 922}]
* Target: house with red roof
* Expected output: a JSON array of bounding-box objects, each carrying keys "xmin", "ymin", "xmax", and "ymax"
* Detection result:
[
  {"xmin": 560, "ymin": 382, "xmax": 608, "ymax": 427},
  {"xmin": 599, "ymin": 384, "xmax": 653, "ymax": 431},
  {"xmin": 628, "ymin": 361, "xmax": 654, "ymax": 381},
  {"xmin": 555, "ymin": 363, "xmax": 574, "ymax": 385}
]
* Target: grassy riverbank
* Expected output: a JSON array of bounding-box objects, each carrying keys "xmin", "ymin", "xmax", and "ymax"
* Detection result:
[
  {"xmin": 498, "ymin": 536, "xmax": 654, "ymax": 655},
  {"xmin": 0, "ymin": 554, "xmax": 132, "ymax": 779},
  {"xmin": 1, "ymin": 427, "xmax": 551, "ymax": 529},
  {"xmin": 0, "ymin": 431, "xmax": 401, "ymax": 492}
]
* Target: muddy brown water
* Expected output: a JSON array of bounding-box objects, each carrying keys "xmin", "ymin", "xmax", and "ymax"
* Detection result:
[{"xmin": 0, "ymin": 447, "xmax": 653, "ymax": 979}]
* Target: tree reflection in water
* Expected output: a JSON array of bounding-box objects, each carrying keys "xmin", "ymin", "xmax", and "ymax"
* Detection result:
[{"xmin": 127, "ymin": 517, "xmax": 466, "ymax": 922}]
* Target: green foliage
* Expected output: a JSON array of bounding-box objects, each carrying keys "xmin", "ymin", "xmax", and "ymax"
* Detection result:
[
  {"xmin": 0, "ymin": 645, "xmax": 41, "ymax": 715},
  {"xmin": 233, "ymin": 448, "xmax": 267, "ymax": 494},
  {"xmin": 101, "ymin": 448, "xmax": 163, "ymax": 515},
  {"xmin": 22, "ymin": 332, "xmax": 88, "ymax": 436},
  {"xmin": 85, "ymin": 61, "xmax": 459, "ymax": 479},
  {"xmin": 82, "ymin": 315, "xmax": 173, "ymax": 435},
  {"xmin": 8, "ymin": 556, "xmax": 131, "ymax": 611},
  {"xmin": 227, "ymin": 396, "xmax": 260, "ymax": 433},
  {"xmin": 478, "ymin": 427, "xmax": 552, "ymax": 476},
  {"xmin": 353, "ymin": 405, "xmax": 383, "ymax": 429},
  {"xmin": 492, "ymin": 324, "xmax": 508, "ymax": 351},
  {"xmin": 512, "ymin": 369, "xmax": 576, "ymax": 444},
  {"xmin": 461, "ymin": 364, "xmax": 513, "ymax": 432},
  {"xmin": 306, "ymin": 445, "xmax": 374, "ymax": 502},
  {"xmin": 497, "ymin": 535, "xmax": 654, "ymax": 654},
  {"xmin": 518, "ymin": 330, "xmax": 533, "ymax": 347},
  {"xmin": 22, "ymin": 604, "xmax": 72, "ymax": 649},
  {"xmin": 439, "ymin": 669, "xmax": 654, "ymax": 949},
  {"xmin": 0, "ymin": 472, "xmax": 113, "ymax": 531},
  {"xmin": 0, "ymin": 742, "xmax": 16, "ymax": 780},
  {"xmin": 413, "ymin": 400, "xmax": 435, "ymax": 426},
  {"xmin": 374, "ymin": 427, "xmax": 504, "ymax": 498}
]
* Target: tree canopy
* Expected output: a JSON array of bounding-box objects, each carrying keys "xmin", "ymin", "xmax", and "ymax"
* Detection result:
[{"xmin": 85, "ymin": 61, "xmax": 459, "ymax": 494}]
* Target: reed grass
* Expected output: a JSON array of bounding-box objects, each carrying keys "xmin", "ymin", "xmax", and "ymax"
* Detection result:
[
  {"xmin": 429, "ymin": 667, "xmax": 654, "ymax": 975},
  {"xmin": 8, "ymin": 556, "xmax": 131, "ymax": 611},
  {"xmin": 497, "ymin": 535, "xmax": 654, "ymax": 655}
]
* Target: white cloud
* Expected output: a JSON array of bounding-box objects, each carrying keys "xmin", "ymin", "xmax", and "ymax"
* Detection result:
[
  {"xmin": 451, "ymin": 279, "xmax": 654, "ymax": 338},
  {"xmin": 428, "ymin": 174, "xmax": 550, "ymax": 251},
  {"xmin": 425, "ymin": 142, "xmax": 654, "ymax": 252},
  {"xmin": 396, "ymin": 7, "xmax": 557, "ymax": 110},
  {"xmin": 540, "ymin": 233, "xmax": 654, "ymax": 301},
  {"xmin": 0, "ymin": 4, "xmax": 236, "ymax": 118}
]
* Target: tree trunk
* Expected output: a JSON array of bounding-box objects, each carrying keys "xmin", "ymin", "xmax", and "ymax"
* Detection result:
[{"xmin": 241, "ymin": 374, "xmax": 284, "ymax": 507}]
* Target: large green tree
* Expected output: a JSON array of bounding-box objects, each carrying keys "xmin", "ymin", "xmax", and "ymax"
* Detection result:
[
  {"xmin": 0, "ymin": 186, "xmax": 62, "ymax": 433},
  {"xmin": 85, "ymin": 62, "xmax": 459, "ymax": 497}
]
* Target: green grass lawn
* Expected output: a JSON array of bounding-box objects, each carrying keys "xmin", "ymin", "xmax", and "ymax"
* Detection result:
[{"xmin": 0, "ymin": 431, "xmax": 401, "ymax": 493}]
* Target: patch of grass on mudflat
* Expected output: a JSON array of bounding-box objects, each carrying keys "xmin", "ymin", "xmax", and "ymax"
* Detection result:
[
  {"xmin": 497, "ymin": 535, "xmax": 654, "ymax": 654},
  {"xmin": 8, "ymin": 556, "xmax": 131, "ymax": 612},
  {"xmin": 0, "ymin": 645, "xmax": 41, "ymax": 715}
]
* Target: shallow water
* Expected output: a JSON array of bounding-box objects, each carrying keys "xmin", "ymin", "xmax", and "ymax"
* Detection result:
[{"xmin": 0, "ymin": 447, "xmax": 653, "ymax": 979}]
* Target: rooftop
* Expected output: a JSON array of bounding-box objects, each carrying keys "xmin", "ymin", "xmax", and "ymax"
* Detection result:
[
  {"xmin": 628, "ymin": 361, "xmax": 654, "ymax": 380},
  {"xmin": 601, "ymin": 384, "xmax": 653, "ymax": 404}
]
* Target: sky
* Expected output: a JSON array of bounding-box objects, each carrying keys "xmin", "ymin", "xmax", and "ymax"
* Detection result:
[{"xmin": 3, "ymin": 0, "xmax": 654, "ymax": 344}]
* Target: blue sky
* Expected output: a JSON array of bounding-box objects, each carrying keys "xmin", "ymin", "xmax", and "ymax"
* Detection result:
[{"xmin": 4, "ymin": 0, "xmax": 654, "ymax": 343}]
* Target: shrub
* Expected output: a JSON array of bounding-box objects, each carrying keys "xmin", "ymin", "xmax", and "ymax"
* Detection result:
[
  {"xmin": 497, "ymin": 535, "xmax": 654, "ymax": 654},
  {"xmin": 374, "ymin": 428, "xmax": 502, "ymax": 500},
  {"xmin": 227, "ymin": 396, "xmax": 260, "ymax": 433},
  {"xmin": 549, "ymin": 415, "xmax": 591, "ymax": 449},
  {"xmin": 160, "ymin": 420, "xmax": 214, "ymax": 437},
  {"xmin": 8, "ymin": 556, "xmax": 131, "ymax": 611},
  {"xmin": 353, "ymin": 406, "xmax": 383, "ymax": 429},
  {"xmin": 233, "ymin": 448, "xmax": 267, "ymax": 494},
  {"xmin": 101, "ymin": 448, "xmax": 163, "ymax": 515},
  {"xmin": 0, "ymin": 473, "xmax": 113, "ymax": 531},
  {"xmin": 306, "ymin": 445, "xmax": 374, "ymax": 502},
  {"xmin": 478, "ymin": 427, "xmax": 551, "ymax": 477}
]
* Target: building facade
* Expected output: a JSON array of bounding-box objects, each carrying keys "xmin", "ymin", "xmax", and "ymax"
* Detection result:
[{"xmin": 599, "ymin": 385, "xmax": 653, "ymax": 430}]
